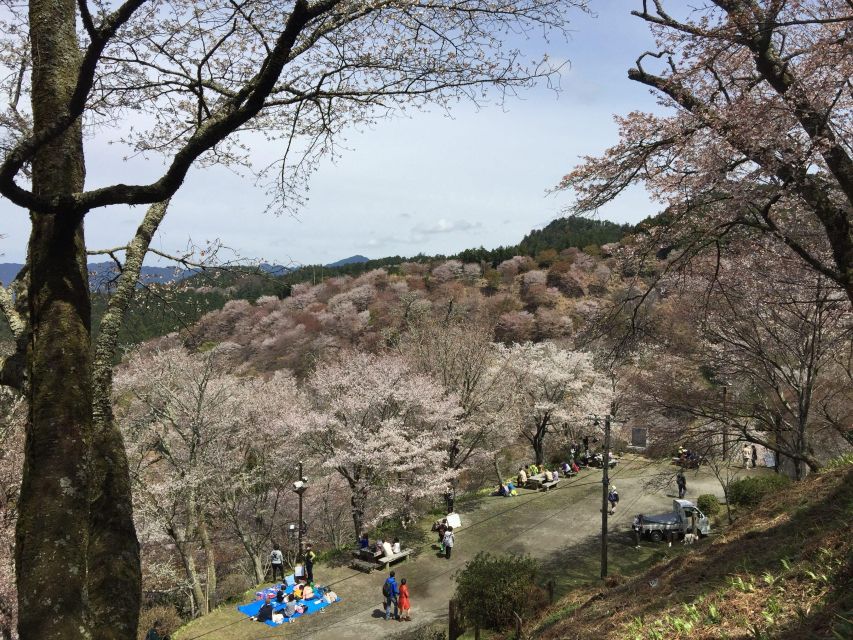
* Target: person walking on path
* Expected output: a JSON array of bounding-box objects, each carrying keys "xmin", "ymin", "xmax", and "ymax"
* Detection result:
[
  {"xmin": 383, "ymin": 571, "xmax": 400, "ymax": 621},
  {"xmin": 305, "ymin": 543, "xmax": 317, "ymax": 583},
  {"xmin": 270, "ymin": 543, "xmax": 284, "ymax": 582},
  {"xmin": 399, "ymin": 578, "xmax": 411, "ymax": 621},
  {"xmin": 676, "ymin": 470, "xmax": 687, "ymax": 499},
  {"xmin": 742, "ymin": 443, "xmax": 751, "ymax": 468},
  {"xmin": 442, "ymin": 527, "xmax": 455, "ymax": 559},
  {"xmin": 607, "ymin": 486, "xmax": 619, "ymax": 515}
]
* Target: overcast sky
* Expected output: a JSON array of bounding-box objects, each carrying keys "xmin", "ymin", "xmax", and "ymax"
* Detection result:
[{"xmin": 0, "ymin": 2, "xmax": 667, "ymax": 266}]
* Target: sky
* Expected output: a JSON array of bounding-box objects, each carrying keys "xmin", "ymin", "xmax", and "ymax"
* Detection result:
[{"xmin": 0, "ymin": 2, "xmax": 667, "ymax": 267}]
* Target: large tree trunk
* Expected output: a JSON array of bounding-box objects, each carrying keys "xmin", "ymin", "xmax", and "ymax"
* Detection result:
[
  {"xmin": 198, "ymin": 517, "xmax": 217, "ymax": 611},
  {"xmin": 533, "ymin": 419, "xmax": 548, "ymax": 466},
  {"xmin": 87, "ymin": 204, "xmax": 168, "ymax": 640},
  {"xmin": 350, "ymin": 488, "xmax": 367, "ymax": 542},
  {"xmin": 16, "ymin": 0, "xmax": 90, "ymax": 635}
]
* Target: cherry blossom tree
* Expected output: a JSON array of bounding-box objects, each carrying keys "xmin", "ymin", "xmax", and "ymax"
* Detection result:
[
  {"xmin": 304, "ymin": 352, "xmax": 460, "ymax": 539},
  {"xmin": 0, "ymin": 388, "xmax": 24, "ymax": 640},
  {"xmin": 497, "ymin": 342, "xmax": 608, "ymax": 465},
  {"xmin": 625, "ymin": 238, "xmax": 852, "ymax": 478},
  {"xmin": 0, "ymin": 0, "xmax": 589, "ymax": 635},
  {"xmin": 116, "ymin": 346, "xmax": 309, "ymax": 612},
  {"xmin": 400, "ymin": 317, "xmax": 518, "ymax": 505},
  {"xmin": 559, "ymin": 1, "xmax": 853, "ymax": 304}
]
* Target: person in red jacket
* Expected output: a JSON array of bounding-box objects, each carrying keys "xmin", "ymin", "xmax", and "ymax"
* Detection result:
[{"xmin": 398, "ymin": 578, "xmax": 411, "ymax": 621}]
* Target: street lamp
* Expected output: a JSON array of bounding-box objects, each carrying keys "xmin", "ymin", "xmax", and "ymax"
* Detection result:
[{"xmin": 291, "ymin": 461, "xmax": 308, "ymax": 562}]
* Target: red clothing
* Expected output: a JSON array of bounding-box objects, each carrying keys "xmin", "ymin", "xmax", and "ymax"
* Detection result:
[{"xmin": 398, "ymin": 584, "xmax": 410, "ymax": 610}]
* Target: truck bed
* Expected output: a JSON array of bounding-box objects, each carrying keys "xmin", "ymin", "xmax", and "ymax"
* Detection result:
[{"xmin": 639, "ymin": 512, "xmax": 680, "ymax": 526}]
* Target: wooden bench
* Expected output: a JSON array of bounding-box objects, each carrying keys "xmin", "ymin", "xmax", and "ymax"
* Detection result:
[
  {"xmin": 377, "ymin": 549, "xmax": 413, "ymax": 569},
  {"xmin": 540, "ymin": 479, "xmax": 560, "ymax": 491},
  {"xmin": 349, "ymin": 558, "xmax": 376, "ymax": 573}
]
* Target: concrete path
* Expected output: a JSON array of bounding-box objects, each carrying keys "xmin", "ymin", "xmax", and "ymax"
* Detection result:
[{"xmin": 176, "ymin": 456, "xmax": 759, "ymax": 640}]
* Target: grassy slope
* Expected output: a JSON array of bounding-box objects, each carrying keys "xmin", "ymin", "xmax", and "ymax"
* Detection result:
[{"xmin": 528, "ymin": 466, "xmax": 853, "ymax": 640}]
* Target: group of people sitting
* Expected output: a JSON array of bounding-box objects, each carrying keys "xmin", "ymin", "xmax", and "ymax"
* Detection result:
[
  {"xmin": 359, "ymin": 533, "xmax": 402, "ymax": 557},
  {"xmin": 676, "ymin": 447, "xmax": 701, "ymax": 467},
  {"xmin": 493, "ymin": 459, "xmax": 586, "ymax": 497},
  {"xmin": 254, "ymin": 581, "xmax": 338, "ymax": 624}
]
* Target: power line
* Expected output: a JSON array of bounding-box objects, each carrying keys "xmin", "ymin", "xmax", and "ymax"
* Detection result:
[{"xmin": 182, "ymin": 458, "xmax": 654, "ymax": 640}]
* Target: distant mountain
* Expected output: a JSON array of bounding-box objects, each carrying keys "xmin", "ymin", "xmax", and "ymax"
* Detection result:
[
  {"xmin": 326, "ymin": 255, "xmax": 370, "ymax": 268},
  {"xmin": 0, "ymin": 262, "xmax": 193, "ymax": 289},
  {"xmin": 0, "ymin": 264, "xmax": 23, "ymax": 287}
]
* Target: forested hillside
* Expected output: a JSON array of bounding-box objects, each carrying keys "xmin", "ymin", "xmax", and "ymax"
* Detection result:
[{"xmin": 53, "ymin": 216, "xmax": 633, "ymax": 354}]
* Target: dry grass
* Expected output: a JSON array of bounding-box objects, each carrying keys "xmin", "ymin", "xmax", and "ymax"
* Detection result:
[{"xmin": 527, "ymin": 466, "xmax": 853, "ymax": 640}]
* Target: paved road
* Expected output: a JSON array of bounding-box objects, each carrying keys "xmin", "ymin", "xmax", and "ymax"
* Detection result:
[{"xmin": 177, "ymin": 456, "xmax": 751, "ymax": 640}]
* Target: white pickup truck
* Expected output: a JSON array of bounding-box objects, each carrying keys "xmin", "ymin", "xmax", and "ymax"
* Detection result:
[{"xmin": 633, "ymin": 499, "xmax": 711, "ymax": 542}]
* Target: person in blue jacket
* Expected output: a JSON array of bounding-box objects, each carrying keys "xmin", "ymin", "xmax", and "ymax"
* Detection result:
[{"xmin": 383, "ymin": 571, "xmax": 399, "ymax": 620}]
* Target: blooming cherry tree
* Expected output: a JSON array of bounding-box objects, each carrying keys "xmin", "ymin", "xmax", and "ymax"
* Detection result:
[
  {"xmin": 304, "ymin": 352, "xmax": 460, "ymax": 538},
  {"xmin": 498, "ymin": 342, "xmax": 608, "ymax": 465},
  {"xmin": 559, "ymin": 1, "xmax": 853, "ymax": 304}
]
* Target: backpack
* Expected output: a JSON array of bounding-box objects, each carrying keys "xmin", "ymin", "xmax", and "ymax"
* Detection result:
[{"xmin": 382, "ymin": 580, "xmax": 392, "ymax": 598}]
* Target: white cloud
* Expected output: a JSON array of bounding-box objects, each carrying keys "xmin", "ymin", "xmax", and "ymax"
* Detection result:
[{"xmin": 413, "ymin": 218, "xmax": 482, "ymax": 235}]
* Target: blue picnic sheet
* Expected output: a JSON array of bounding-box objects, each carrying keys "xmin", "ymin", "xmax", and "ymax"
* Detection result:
[{"xmin": 237, "ymin": 583, "xmax": 340, "ymax": 628}]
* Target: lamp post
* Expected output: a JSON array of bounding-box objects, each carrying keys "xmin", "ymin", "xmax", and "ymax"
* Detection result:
[{"xmin": 291, "ymin": 461, "xmax": 308, "ymax": 561}]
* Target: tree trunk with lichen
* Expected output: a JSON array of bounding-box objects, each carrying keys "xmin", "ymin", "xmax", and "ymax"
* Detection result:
[
  {"xmin": 16, "ymin": 0, "xmax": 90, "ymax": 637},
  {"xmin": 88, "ymin": 202, "xmax": 168, "ymax": 639}
]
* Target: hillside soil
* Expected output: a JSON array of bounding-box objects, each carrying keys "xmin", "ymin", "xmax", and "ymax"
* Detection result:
[
  {"xmin": 174, "ymin": 455, "xmax": 767, "ymax": 640},
  {"xmin": 528, "ymin": 465, "xmax": 853, "ymax": 640}
]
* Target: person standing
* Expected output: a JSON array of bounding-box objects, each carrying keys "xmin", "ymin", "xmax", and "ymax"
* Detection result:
[
  {"xmin": 632, "ymin": 514, "xmax": 642, "ymax": 549},
  {"xmin": 751, "ymin": 445, "xmax": 758, "ymax": 469},
  {"xmin": 442, "ymin": 527, "xmax": 455, "ymax": 559},
  {"xmin": 269, "ymin": 543, "xmax": 284, "ymax": 582},
  {"xmin": 383, "ymin": 571, "xmax": 399, "ymax": 620},
  {"xmin": 676, "ymin": 470, "xmax": 687, "ymax": 499},
  {"xmin": 304, "ymin": 543, "xmax": 316, "ymax": 583},
  {"xmin": 607, "ymin": 486, "xmax": 619, "ymax": 515},
  {"xmin": 742, "ymin": 443, "xmax": 751, "ymax": 468},
  {"xmin": 399, "ymin": 578, "xmax": 411, "ymax": 621}
]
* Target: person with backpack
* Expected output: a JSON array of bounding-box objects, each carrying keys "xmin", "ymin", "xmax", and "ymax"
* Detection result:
[
  {"xmin": 607, "ymin": 486, "xmax": 619, "ymax": 515},
  {"xmin": 676, "ymin": 470, "xmax": 687, "ymax": 499},
  {"xmin": 269, "ymin": 543, "xmax": 284, "ymax": 582},
  {"xmin": 383, "ymin": 571, "xmax": 399, "ymax": 620},
  {"xmin": 442, "ymin": 527, "xmax": 455, "ymax": 559}
]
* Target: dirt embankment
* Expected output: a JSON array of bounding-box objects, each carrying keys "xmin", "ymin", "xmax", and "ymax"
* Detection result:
[{"xmin": 528, "ymin": 466, "xmax": 853, "ymax": 640}]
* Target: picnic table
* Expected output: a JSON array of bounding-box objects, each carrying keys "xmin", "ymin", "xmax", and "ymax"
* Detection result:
[
  {"xmin": 525, "ymin": 473, "xmax": 561, "ymax": 491},
  {"xmin": 349, "ymin": 546, "xmax": 412, "ymax": 572}
]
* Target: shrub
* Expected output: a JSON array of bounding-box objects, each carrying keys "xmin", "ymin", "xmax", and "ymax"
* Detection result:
[
  {"xmin": 217, "ymin": 572, "xmax": 253, "ymax": 603},
  {"xmin": 697, "ymin": 494, "xmax": 721, "ymax": 516},
  {"xmin": 728, "ymin": 475, "xmax": 790, "ymax": 507},
  {"xmin": 137, "ymin": 605, "xmax": 183, "ymax": 640},
  {"xmin": 823, "ymin": 453, "xmax": 853, "ymax": 471},
  {"xmin": 454, "ymin": 552, "xmax": 541, "ymax": 631}
]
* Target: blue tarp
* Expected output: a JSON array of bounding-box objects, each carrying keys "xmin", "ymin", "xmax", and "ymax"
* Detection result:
[{"xmin": 237, "ymin": 583, "xmax": 340, "ymax": 628}]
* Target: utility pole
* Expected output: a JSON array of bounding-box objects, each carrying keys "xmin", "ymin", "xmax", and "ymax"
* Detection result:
[
  {"xmin": 600, "ymin": 413, "xmax": 611, "ymax": 579},
  {"xmin": 297, "ymin": 460, "xmax": 304, "ymax": 559}
]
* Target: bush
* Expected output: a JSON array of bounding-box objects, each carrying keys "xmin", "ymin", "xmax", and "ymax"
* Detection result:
[
  {"xmin": 217, "ymin": 572, "xmax": 252, "ymax": 603},
  {"xmin": 454, "ymin": 552, "xmax": 541, "ymax": 631},
  {"xmin": 137, "ymin": 605, "xmax": 183, "ymax": 640},
  {"xmin": 728, "ymin": 474, "xmax": 790, "ymax": 507},
  {"xmin": 823, "ymin": 453, "xmax": 853, "ymax": 471},
  {"xmin": 697, "ymin": 494, "xmax": 721, "ymax": 516}
]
